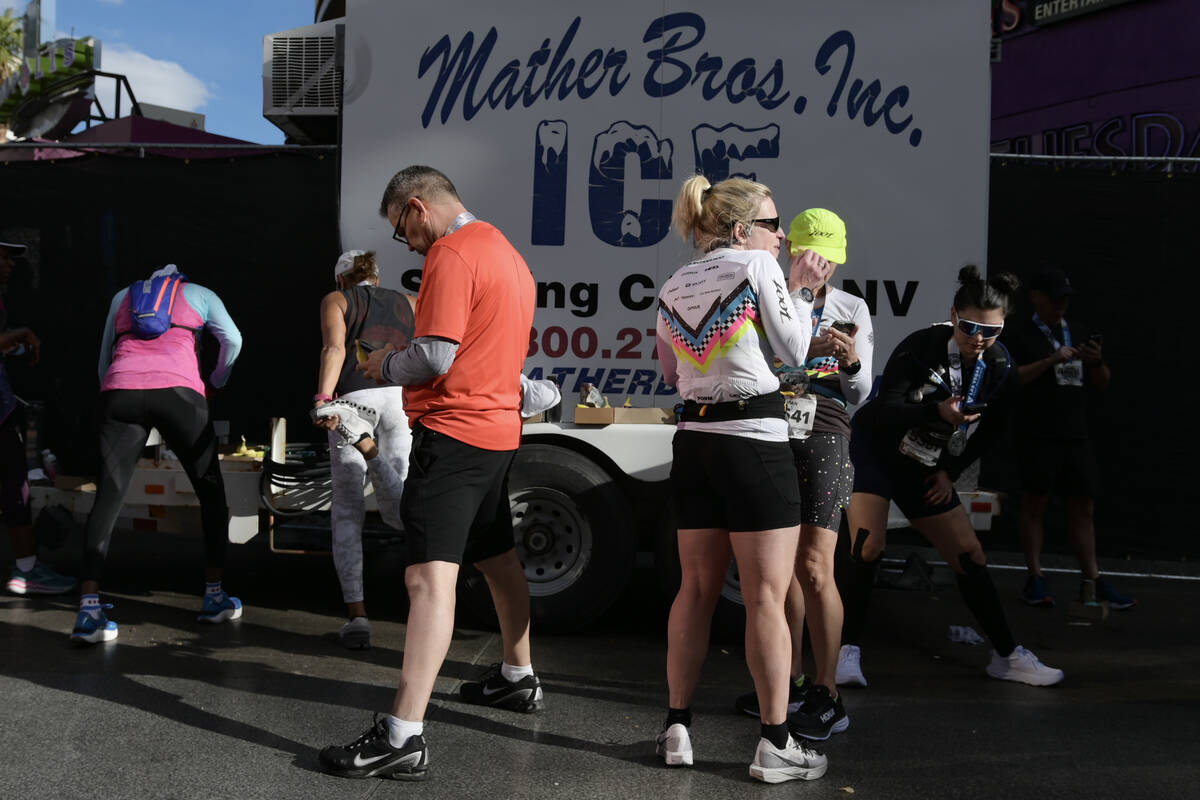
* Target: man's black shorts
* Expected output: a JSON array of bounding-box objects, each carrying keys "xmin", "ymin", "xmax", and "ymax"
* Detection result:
[
  {"xmin": 670, "ymin": 429, "xmax": 802, "ymax": 531},
  {"xmin": 400, "ymin": 423, "xmax": 517, "ymax": 565},
  {"xmin": 1019, "ymin": 437, "xmax": 1097, "ymax": 498}
]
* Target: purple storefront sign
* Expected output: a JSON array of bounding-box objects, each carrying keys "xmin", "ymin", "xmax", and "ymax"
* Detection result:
[{"xmin": 991, "ymin": 0, "xmax": 1200, "ymax": 160}]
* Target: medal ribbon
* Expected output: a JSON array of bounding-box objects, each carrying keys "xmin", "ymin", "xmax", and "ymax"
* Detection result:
[{"xmin": 946, "ymin": 339, "xmax": 986, "ymax": 438}]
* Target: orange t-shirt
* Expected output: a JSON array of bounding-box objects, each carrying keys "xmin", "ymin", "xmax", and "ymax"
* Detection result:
[{"xmin": 404, "ymin": 221, "xmax": 535, "ymax": 451}]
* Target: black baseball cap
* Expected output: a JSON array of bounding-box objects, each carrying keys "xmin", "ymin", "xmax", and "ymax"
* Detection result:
[{"xmin": 1028, "ymin": 266, "xmax": 1075, "ymax": 297}]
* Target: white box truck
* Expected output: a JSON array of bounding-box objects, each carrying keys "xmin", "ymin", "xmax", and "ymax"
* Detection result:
[{"xmin": 330, "ymin": 0, "xmax": 997, "ymax": 629}]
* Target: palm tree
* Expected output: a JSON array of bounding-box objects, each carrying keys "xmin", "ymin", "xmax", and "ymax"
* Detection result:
[{"xmin": 0, "ymin": 8, "xmax": 22, "ymax": 82}]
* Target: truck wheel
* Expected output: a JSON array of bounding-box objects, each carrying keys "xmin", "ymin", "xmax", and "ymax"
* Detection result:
[
  {"xmin": 653, "ymin": 513, "xmax": 747, "ymax": 642},
  {"xmin": 459, "ymin": 444, "xmax": 636, "ymax": 632}
]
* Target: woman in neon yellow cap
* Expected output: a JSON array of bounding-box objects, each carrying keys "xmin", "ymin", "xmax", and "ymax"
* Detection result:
[{"xmin": 733, "ymin": 209, "xmax": 875, "ymax": 741}]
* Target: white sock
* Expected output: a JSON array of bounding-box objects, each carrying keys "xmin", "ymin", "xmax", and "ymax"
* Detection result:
[
  {"xmin": 15, "ymin": 556, "xmax": 36, "ymax": 573},
  {"xmin": 501, "ymin": 662, "xmax": 534, "ymax": 682},
  {"xmin": 384, "ymin": 715, "xmax": 423, "ymax": 747},
  {"xmin": 80, "ymin": 593, "xmax": 102, "ymax": 617}
]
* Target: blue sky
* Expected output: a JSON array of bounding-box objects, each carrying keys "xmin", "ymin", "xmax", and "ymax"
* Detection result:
[{"xmin": 2, "ymin": 0, "xmax": 313, "ymax": 142}]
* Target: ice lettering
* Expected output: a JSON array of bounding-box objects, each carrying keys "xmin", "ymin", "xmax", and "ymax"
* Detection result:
[
  {"xmin": 692, "ymin": 123, "xmax": 779, "ymax": 182},
  {"xmin": 589, "ymin": 122, "xmax": 673, "ymax": 248},
  {"xmin": 532, "ymin": 120, "xmax": 568, "ymax": 245}
]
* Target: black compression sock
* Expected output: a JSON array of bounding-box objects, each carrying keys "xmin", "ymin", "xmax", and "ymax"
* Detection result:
[
  {"xmin": 761, "ymin": 722, "xmax": 789, "ymax": 750},
  {"xmin": 955, "ymin": 554, "xmax": 1017, "ymax": 657},
  {"xmin": 840, "ymin": 551, "xmax": 880, "ymax": 646},
  {"xmin": 665, "ymin": 707, "xmax": 692, "ymax": 728}
]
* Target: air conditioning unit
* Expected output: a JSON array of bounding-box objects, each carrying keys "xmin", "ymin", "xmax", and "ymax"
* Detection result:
[{"xmin": 262, "ymin": 19, "xmax": 342, "ymax": 145}]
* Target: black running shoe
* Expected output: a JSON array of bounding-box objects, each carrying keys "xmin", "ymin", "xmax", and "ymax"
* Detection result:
[
  {"xmin": 318, "ymin": 715, "xmax": 430, "ymax": 780},
  {"xmin": 787, "ymin": 685, "xmax": 849, "ymax": 741},
  {"xmin": 734, "ymin": 675, "xmax": 812, "ymax": 718},
  {"xmin": 459, "ymin": 663, "xmax": 544, "ymax": 713}
]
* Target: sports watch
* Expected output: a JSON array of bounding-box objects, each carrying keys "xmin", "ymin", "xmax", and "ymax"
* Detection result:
[{"xmin": 797, "ymin": 287, "xmax": 815, "ymax": 303}]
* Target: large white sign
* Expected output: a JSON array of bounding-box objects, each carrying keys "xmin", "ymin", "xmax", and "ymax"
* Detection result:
[{"xmin": 340, "ymin": 0, "xmax": 990, "ymax": 405}]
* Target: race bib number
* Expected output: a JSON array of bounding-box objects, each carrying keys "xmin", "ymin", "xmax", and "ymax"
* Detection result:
[
  {"xmin": 1054, "ymin": 359, "xmax": 1084, "ymax": 387},
  {"xmin": 785, "ymin": 394, "xmax": 818, "ymax": 440},
  {"xmin": 899, "ymin": 428, "xmax": 942, "ymax": 466}
]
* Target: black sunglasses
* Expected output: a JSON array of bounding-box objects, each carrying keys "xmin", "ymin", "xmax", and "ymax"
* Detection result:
[
  {"xmin": 392, "ymin": 202, "xmax": 413, "ymax": 245},
  {"xmin": 751, "ymin": 216, "xmax": 781, "ymax": 232}
]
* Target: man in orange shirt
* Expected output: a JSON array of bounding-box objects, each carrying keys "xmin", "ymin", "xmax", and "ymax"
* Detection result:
[{"xmin": 319, "ymin": 166, "xmax": 538, "ymax": 781}]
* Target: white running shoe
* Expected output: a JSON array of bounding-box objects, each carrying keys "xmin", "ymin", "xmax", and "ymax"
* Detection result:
[
  {"xmin": 312, "ymin": 400, "xmax": 379, "ymax": 449},
  {"xmin": 986, "ymin": 645, "xmax": 1065, "ymax": 686},
  {"xmin": 749, "ymin": 735, "xmax": 828, "ymax": 783},
  {"xmin": 339, "ymin": 616, "xmax": 370, "ymax": 650},
  {"xmin": 836, "ymin": 644, "xmax": 868, "ymax": 687},
  {"xmin": 655, "ymin": 723, "xmax": 693, "ymax": 766}
]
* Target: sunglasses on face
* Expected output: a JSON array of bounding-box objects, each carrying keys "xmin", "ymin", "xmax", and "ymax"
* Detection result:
[
  {"xmin": 956, "ymin": 318, "xmax": 1004, "ymax": 339},
  {"xmin": 750, "ymin": 216, "xmax": 781, "ymax": 232}
]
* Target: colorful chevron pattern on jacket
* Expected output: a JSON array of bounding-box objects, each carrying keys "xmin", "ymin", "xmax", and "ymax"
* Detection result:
[{"xmin": 658, "ymin": 279, "xmax": 764, "ymax": 373}]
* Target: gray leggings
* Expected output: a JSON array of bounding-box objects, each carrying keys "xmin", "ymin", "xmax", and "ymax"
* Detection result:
[{"xmin": 328, "ymin": 386, "xmax": 410, "ymax": 604}]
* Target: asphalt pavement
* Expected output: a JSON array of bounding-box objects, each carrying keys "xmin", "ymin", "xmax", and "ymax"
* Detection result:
[{"xmin": 2, "ymin": 527, "xmax": 1198, "ymax": 800}]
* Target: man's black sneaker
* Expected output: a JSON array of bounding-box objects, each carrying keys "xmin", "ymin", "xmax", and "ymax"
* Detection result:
[
  {"xmin": 787, "ymin": 685, "xmax": 849, "ymax": 741},
  {"xmin": 459, "ymin": 663, "xmax": 544, "ymax": 713},
  {"xmin": 318, "ymin": 715, "xmax": 430, "ymax": 780},
  {"xmin": 734, "ymin": 675, "xmax": 811, "ymax": 718}
]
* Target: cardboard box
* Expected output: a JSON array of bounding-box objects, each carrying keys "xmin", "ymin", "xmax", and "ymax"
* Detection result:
[
  {"xmin": 54, "ymin": 474, "xmax": 97, "ymax": 492},
  {"xmin": 573, "ymin": 406, "xmax": 675, "ymax": 425}
]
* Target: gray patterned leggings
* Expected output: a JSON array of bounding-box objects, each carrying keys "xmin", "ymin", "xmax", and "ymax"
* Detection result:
[{"xmin": 328, "ymin": 386, "xmax": 410, "ymax": 605}]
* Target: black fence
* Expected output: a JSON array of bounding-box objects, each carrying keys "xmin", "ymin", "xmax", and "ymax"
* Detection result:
[
  {"xmin": 0, "ymin": 150, "xmax": 340, "ymax": 474},
  {"xmin": 985, "ymin": 159, "xmax": 1200, "ymax": 561},
  {"xmin": 2, "ymin": 151, "xmax": 1196, "ymax": 561}
]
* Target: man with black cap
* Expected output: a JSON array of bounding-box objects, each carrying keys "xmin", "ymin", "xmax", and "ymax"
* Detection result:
[
  {"xmin": 0, "ymin": 240, "xmax": 76, "ymax": 596},
  {"xmin": 1000, "ymin": 265, "xmax": 1131, "ymax": 610}
]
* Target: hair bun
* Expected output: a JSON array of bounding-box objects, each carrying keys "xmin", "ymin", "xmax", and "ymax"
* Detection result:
[
  {"xmin": 957, "ymin": 264, "xmax": 983, "ymax": 284},
  {"xmin": 989, "ymin": 271, "xmax": 1021, "ymax": 296}
]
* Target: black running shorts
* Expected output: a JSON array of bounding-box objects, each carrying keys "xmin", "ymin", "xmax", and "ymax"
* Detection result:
[
  {"xmin": 400, "ymin": 423, "xmax": 517, "ymax": 565},
  {"xmin": 791, "ymin": 432, "xmax": 854, "ymax": 531},
  {"xmin": 1018, "ymin": 437, "xmax": 1098, "ymax": 498},
  {"xmin": 670, "ymin": 429, "xmax": 802, "ymax": 531},
  {"xmin": 849, "ymin": 415, "xmax": 961, "ymax": 521}
]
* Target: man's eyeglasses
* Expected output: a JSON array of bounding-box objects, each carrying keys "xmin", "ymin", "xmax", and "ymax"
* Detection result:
[
  {"xmin": 957, "ymin": 318, "xmax": 1004, "ymax": 339},
  {"xmin": 751, "ymin": 216, "xmax": 781, "ymax": 232},
  {"xmin": 392, "ymin": 202, "xmax": 412, "ymax": 245}
]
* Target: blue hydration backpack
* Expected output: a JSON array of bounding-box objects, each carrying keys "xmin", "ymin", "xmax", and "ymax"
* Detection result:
[{"xmin": 126, "ymin": 272, "xmax": 200, "ymax": 340}]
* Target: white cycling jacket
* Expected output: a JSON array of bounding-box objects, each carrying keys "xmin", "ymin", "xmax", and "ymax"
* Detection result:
[{"xmin": 656, "ymin": 247, "xmax": 812, "ymax": 440}]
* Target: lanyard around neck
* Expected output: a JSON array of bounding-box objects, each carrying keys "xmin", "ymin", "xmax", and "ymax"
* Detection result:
[{"xmin": 445, "ymin": 212, "xmax": 477, "ymax": 236}]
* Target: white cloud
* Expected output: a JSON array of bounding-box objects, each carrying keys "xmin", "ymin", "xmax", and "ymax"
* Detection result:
[{"xmin": 98, "ymin": 43, "xmax": 213, "ymax": 114}]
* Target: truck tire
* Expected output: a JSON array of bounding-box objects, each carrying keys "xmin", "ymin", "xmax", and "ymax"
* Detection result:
[
  {"xmin": 459, "ymin": 444, "xmax": 636, "ymax": 632},
  {"xmin": 653, "ymin": 511, "xmax": 747, "ymax": 642}
]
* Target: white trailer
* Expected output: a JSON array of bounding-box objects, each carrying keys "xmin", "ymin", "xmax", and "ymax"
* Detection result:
[{"xmin": 326, "ymin": 0, "xmax": 996, "ymax": 629}]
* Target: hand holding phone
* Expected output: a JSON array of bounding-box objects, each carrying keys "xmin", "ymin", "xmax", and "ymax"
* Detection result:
[
  {"xmin": 960, "ymin": 402, "xmax": 988, "ymax": 414},
  {"xmin": 830, "ymin": 320, "xmax": 857, "ymax": 336}
]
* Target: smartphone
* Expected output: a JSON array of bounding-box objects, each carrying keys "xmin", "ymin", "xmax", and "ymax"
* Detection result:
[
  {"xmin": 830, "ymin": 320, "xmax": 857, "ymax": 336},
  {"xmin": 1086, "ymin": 333, "xmax": 1103, "ymax": 346},
  {"xmin": 355, "ymin": 339, "xmax": 378, "ymax": 364},
  {"xmin": 961, "ymin": 402, "xmax": 988, "ymax": 414}
]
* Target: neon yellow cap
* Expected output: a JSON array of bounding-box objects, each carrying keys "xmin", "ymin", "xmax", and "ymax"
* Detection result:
[{"xmin": 788, "ymin": 209, "xmax": 846, "ymax": 263}]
